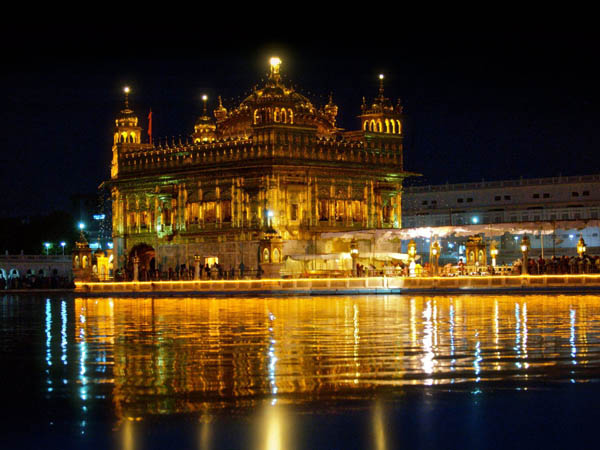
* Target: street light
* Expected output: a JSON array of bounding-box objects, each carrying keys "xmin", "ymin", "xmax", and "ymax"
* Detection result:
[
  {"xmin": 44, "ymin": 242, "xmax": 50, "ymax": 255},
  {"xmin": 520, "ymin": 235, "xmax": 530, "ymax": 275},
  {"xmin": 60, "ymin": 241, "xmax": 66, "ymax": 255},
  {"xmin": 577, "ymin": 237, "xmax": 587, "ymax": 257}
]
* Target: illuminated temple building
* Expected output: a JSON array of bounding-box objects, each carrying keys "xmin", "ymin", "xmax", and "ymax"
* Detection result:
[{"xmin": 105, "ymin": 58, "xmax": 413, "ymax": 275}]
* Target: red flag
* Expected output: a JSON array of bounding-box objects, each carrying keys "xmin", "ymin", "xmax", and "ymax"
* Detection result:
[{"xmin": 148, "ymin": 109, "xmax": 153, "ymax": 144}]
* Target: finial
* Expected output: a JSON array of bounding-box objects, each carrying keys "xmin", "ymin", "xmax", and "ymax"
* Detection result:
[
  {"xmin": 123, "ymin": 86, "xmax": 131, "ymax": 109},
  {"xmin": 202, "ymin": 94, "xmax": 208, "ymax": 115},
  {"xmin": 218, "ymin": 95, "xmax": 223, "ymax": 107},
  {"xmin": 269, "ymin": 56, "xmax": 282, "ymax": 81}
]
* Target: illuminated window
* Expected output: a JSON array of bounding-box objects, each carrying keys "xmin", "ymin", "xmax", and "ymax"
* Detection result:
[
  {"xmin": 396, "ymin": 120, "xmax": 401, "ymax": 134},
  {"xmin": 390, "ymin": 120, "xmax": 396, "ymax": 134}
]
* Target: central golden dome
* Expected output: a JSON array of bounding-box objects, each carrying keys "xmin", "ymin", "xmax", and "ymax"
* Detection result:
[{"xmin": 215, "ymin": 57, "xmax": 337, "ymax": 139}]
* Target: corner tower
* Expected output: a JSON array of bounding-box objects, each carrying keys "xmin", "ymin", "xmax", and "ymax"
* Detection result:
[
  {"xmin": 111, "ymin": 87, "xmax": 142, "ymax": 179},
  {"xmin": 359, "ymin": 74, "xmax": 403, "ymax": 135}
]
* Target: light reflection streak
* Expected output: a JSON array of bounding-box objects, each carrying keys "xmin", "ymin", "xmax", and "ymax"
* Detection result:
[
  {"xmin": 199, "ymin": 411, "xmax": 211, "ymax": 450},
  {"xmin": 522, "ymin": 303, "xmax": 529, "ymax": 370},
  {"xmin": 422, "ymin": 300, "xmax": 434, "ymax": 383},
  {"xmin": 494, "ymin": 300, "xmax": 500, "ymax": 371},
  {"xmin": 570, "ymin": 308, "xmax": 577, "ymax": 363},
  {"xmin": 354, "ymin": 303, "xmax": 360, "ymax": 384},
  {"xmin": 61, "ymin": 300, "xmax": 67, "ymax": 366},
  {"xmin": 515, "ymin": 303, "xmax": 522, "ymax": 369},
  {"xmin": 45, "ymin": 299, "xmax": 52, "ymax": 394},
  {"xmin": 45, "ymin": 299, "xmax": 52, "ymax": 368},
  {"xmin": 268, "ymin": 312, "xmax": 277, "ymax": 399},
  {"xmin": 79, "ymin": 307, "xmax": 88, "ymax": 435},
  {"xmin": 449, "ymin": 301, "xmax": 455, "ymax": 375},
  {"xmin": 372, "ymin": 399, "xmax": 387, "ymax": 450}
]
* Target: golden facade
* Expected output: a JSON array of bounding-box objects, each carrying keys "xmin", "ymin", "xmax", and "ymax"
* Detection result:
[{"xmin": 106, "ymin": 58, "xmax": 412, "ymax": 273}]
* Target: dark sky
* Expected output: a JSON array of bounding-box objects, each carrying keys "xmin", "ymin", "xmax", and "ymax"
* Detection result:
[{"xmin": 1, "ymin": 23, "xmax": 597, "ymax": 217}]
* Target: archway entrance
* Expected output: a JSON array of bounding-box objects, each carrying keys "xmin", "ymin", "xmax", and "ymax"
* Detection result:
[{"xmin": 129, "ymin": 243, "xmax": 156, "ymax": 271}]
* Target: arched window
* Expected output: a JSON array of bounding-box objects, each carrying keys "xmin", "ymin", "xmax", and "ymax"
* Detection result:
[
  {"xmin": 396, "ymin": 120, "xmax": 402, "ymax": 134},
  {"xmin": 377, "ymin": 119, "xmax": 383, "ymax": 132},
  {"xmin": 274, "ymin": 108, "xmax": 280, "ymax": 123},
  {"xmin": 370, "ymin": 120, "xmax": 376, "ymax": 132},
  {"xmin": 385, "ymin": 119, "xmax": 390, "ymax": 133},
  {"xmin": 272, "ymin": 248, "xmax": 280, "ymax": 263},
  {"xmin": 363, "ymin": 120, "xmax": 368, "ymax": 131},
  {"xmin": 288, "ymin": 109, "xmax": 294, "ymax": 124},
  {"xmin": 82, "ymin": 255, "xmax": 88, "ymax": 269},
  {"xmin": 263, "ymin": 248, "xmax": 270, "ymax": 263},
  {"xmin": 390, "ymin": 120, "xmax": 396, "ymax": 134},
  {"xmin": 74, "ymin": 256, "xmax": 80, "ymax": 268},
  {"xmin": 280, "ymin": 108, "xmax": 287, "ymax": 123}
]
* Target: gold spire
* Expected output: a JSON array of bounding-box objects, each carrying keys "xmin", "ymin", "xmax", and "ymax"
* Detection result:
[
  {"xmin": 202, "ymin": 94, "xmax": 208, "ymax": 116},
  {"xmin": 123, "ymin": 86, "xmax": 131, "ymax": 109},
  {"xmin": 269, "ymin": 56, "xmax": 282, "ymax": 81},
  {"xmin": 378, "ymin": 74, "xmax": 385, "ymax": 100}
]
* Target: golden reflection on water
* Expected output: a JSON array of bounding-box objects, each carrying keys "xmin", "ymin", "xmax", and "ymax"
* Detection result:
[{"xmin": 72, "ymin": 295, "xmax": 600, "ymax": 421}]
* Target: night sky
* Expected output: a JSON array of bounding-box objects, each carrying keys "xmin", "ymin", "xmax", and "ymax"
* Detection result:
[{"xmin": 1, "ymin": 24, "xmax": 597, "ymax": 217}]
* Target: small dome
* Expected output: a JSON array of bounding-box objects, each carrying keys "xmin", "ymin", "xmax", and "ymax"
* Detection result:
[{"xmin": 116, "ymin": 108, "xmax": 139, "ymax": 127}]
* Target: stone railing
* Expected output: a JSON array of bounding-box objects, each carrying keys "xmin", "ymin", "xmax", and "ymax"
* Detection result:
[{"xmin": 118, "ymin": 136, "xmax": 402, "ymax": 176}]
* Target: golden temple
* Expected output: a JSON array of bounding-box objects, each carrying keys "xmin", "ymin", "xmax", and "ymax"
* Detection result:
[{"xmin": 105, "ymin": 57, "xmax": 414, "ymax": 275}]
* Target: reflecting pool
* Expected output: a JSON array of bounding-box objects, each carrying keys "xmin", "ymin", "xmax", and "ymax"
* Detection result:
[{"xmin": 2, "ymin": 294, "xmax": 600, "ymax": 449}]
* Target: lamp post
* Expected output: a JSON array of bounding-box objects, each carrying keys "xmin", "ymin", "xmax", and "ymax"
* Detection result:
[
  {"xmin": 430, "ymin": 240, "xmax": 440, "ymax": 276},
  {"xmin": 490, "ymin": 241, "xmax": 498, "ymax": 267},
  {"xmin": 44, "ymin": 242, "xmax": 50, "ymax": 255},
  {"xmin": 350, "ymin": 238, "xmax": 359, "ymax": 276},
  {"xmin": 520, "ymin": 235, "xmax": 530, "ymax": 275},
  {"xmin": 407, "ymin": 240, "xmax": 417, "ymax": 277},
  {"xmin": 60, "ymin": 242, "xmax": 66, "ymax": 256},
  {"xmin": 577, "ymin": 237, "xmax": 586, "ymax": 257},
  {"xmin": 407, "ymin": 240, "xmax": 417, "ymax": 262}
]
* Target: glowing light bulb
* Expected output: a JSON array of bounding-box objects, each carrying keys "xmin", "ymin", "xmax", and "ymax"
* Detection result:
[
  {"xmin": 123, "ymin": 86, "xmax": 130, "ymax": 94},
  {"xmin": 202, "ymin": 94, "xmax": 208, "ymax": 101},
  {"xmin": 270, "ymin": 57, "xmax": 281, "ymax": 69},
  {"xmin": 379, "ymin": 74, "xmax": 384, "ymax": 80}
]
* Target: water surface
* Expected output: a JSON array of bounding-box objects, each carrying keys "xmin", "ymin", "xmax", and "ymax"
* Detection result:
[{"xmin": 2, "ymin": 294, "xmax": 600, "ymax": 449}]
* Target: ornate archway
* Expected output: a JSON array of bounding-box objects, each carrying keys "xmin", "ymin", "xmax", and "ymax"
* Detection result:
[{"xmin": 129, "ymin": 243, "xmax": 156, "ymax": 271}]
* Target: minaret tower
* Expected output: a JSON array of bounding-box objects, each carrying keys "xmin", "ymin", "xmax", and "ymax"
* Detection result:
[
  {"xmin": 358, "ymin": 74, "xmax": 404, "ymax": 135},
  {"xmin": 111, "ymin": 86, "xmax": 142, "ymax": 178}
]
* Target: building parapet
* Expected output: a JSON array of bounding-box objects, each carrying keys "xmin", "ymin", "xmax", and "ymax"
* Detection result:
[{"xmin": 404, "ymin": 174, "xmax": 600, "ymax": 194}]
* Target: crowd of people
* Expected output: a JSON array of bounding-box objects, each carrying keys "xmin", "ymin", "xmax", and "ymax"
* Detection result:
[
  {"xmin": 0, "ymin": 273, "xmax": 73, "ymax": 290},
  {"xmin": 509, "ymin": 255, "xmax": 600, "ymax": 275},
  {"xmin": 114, "ymin": 261, "xmax": 265, "ymax": 281}
]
